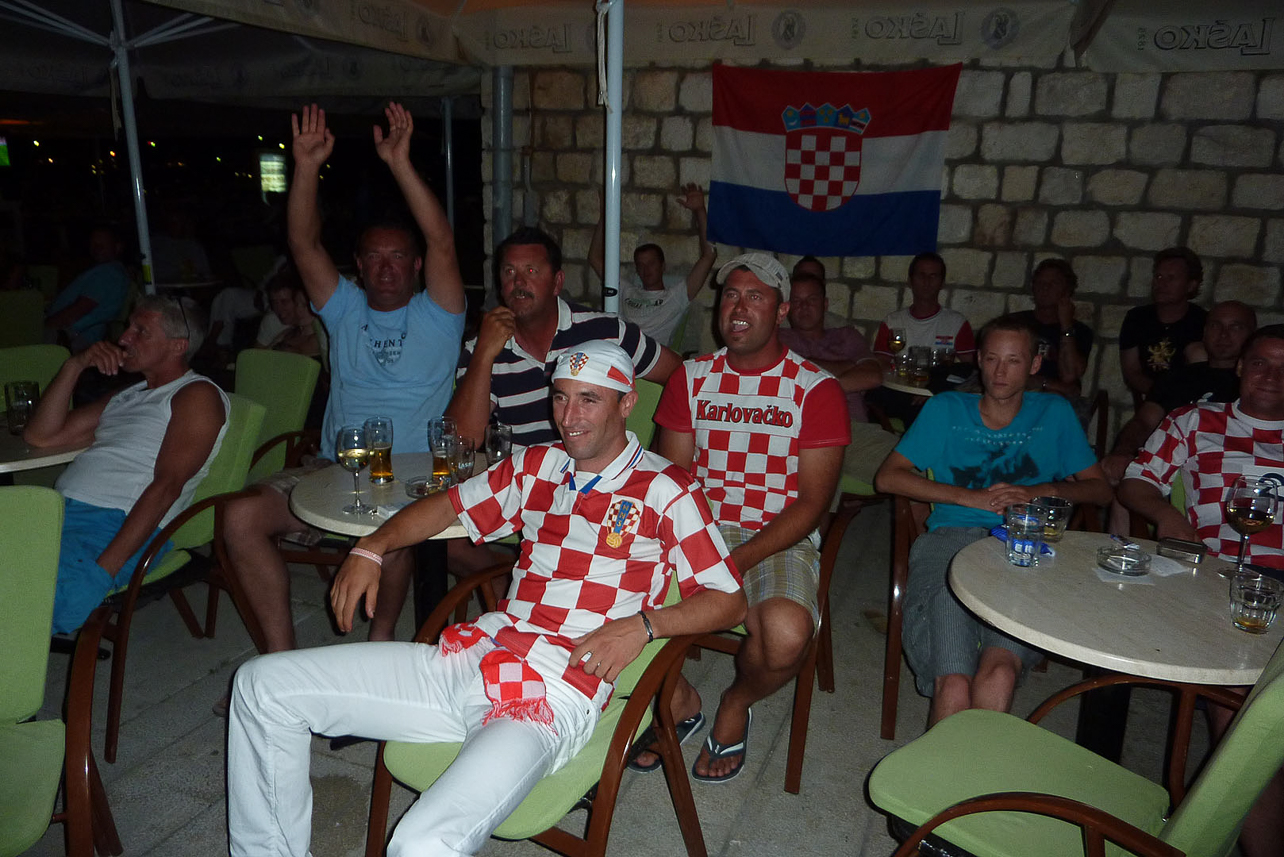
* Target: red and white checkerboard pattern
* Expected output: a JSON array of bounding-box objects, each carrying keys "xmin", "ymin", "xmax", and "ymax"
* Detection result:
[
  {"xmin": 657, "ymin": 350, "xmax": 849, "ymax": 534},
  {"xmin": 1127, "ymin": 402, "xmax": 1284, "ymax": 568},
  {"xmin": 784, "ymin": 129, "xmax": 862, "ymax": 212},
  {"xmin": 449, "ymin": 439, "xmax": 741, "ymax": 705}
]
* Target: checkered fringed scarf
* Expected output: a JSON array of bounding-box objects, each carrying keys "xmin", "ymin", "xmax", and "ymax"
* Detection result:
[{"xmin": 439, "ymin": 622, "xmax": 557, "ymax": 732}]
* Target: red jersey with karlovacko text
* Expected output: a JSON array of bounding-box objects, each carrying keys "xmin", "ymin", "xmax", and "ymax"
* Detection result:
[{"xmin": 654, "ymin": 348, "xmax": 850, "ymax": 546}]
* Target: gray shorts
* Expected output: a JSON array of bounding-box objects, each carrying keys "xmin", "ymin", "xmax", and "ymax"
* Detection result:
[
  {"xmin": 718, "ymin": 524, "xmax": 820, "ymax": 627},
  {"xmin": 257, "ymin": 458, "xmax": 334, "ymax": 547},
  {"xmin": 902, "ymin": 526, "xmax": 1044, "ymax": 698}
]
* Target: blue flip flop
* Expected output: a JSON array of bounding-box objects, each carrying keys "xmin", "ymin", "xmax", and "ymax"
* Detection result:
[
  {"xmin": 691, "ymin": 708, "xmax": 752, "ymax": 784},
  {"xmin": 626, "ymin": 711, "xmax": 706, "ymax": 773}
]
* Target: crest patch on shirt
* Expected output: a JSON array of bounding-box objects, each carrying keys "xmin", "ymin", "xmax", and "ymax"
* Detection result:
[{"xmin": 603, "ymin": 499, "xmax": 641, "ymax": 548}]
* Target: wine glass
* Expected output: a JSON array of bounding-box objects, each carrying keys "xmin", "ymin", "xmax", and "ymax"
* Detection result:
[
  {"xmin": 889, "ymin": 328, "xmax": 907, "ymax": 354},
  {"xmin": 336, "ymin": 425, "xmax": 373, "ymax": 515},
  {"xmin": 1225, "ymin": 475, "xmax": 1278, "ymax": 575}
]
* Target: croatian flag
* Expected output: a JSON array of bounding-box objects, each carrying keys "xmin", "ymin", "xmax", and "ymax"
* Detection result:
[{"xmin": 709, "ymin": 64, "xmax": 960, "ymax": 257}]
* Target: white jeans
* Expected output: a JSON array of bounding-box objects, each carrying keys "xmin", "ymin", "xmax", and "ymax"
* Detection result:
[{"xmin": 227, "ymin": 641, "xmax": 598, "ymax": 857}]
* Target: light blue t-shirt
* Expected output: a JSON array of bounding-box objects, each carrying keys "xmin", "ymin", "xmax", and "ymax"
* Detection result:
[
  {"xmin": 895, "ymin": 391, "xmax": 1097, "ymax": 531},
  {"xmin": 48, "ymin": 261, "xmax": 129, "ymax": 346},
  {"xmin": 316, "ymin": 276, "xmax": 464, "ymax": 456}
]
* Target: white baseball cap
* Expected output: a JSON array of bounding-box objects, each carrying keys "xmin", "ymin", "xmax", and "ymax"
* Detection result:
[{"xmin": 716, "ymin": 252, "xmax": 791, "ymax": 301}]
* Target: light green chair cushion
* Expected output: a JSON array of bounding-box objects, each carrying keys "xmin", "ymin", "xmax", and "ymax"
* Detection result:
[
  {"xmin": 0, "ymin": 344, "xmax": 69, "ymax": 396},
  {"xmin": 626, "ymin": 378, "xmax": 664, "ymax": 449},
  {"xmin": 235, "ymin": 349, "xmax": 320, "ymax": 483},
  {"xmin": 0, "ymin": 720, "xmax": 66, "ymax": 857},
  {"xmin": 868, "ymin": 709, "xmax": 1171, "ymax": 857},
  {"xmin": 0, "ymin": 291, "xmax": 45, "ymax": 348},
  {"xmin": 0, "ymin": 486, "xmax": 63, "ymax": 723},
  {"xmin": 384, "ymin": 642, "xmax": 660, "ymax": 840}
]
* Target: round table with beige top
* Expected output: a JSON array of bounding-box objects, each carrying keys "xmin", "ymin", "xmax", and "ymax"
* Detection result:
[
  {"xmin": 289, "ymin": 452, "xmax": 469, "ymax": 540},
  {"xmin": 0, "ymin": 430, "xmax": 87, "ymax": 475},
  {"xmin": 949, "ymin": 530, "xmax": 1280, "ymax": 686}
]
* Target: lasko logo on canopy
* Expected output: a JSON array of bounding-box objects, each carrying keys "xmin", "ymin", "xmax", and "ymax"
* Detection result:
[{"xmin": 782, "ymin": 102, "xmax": 871, "ymax": 212}]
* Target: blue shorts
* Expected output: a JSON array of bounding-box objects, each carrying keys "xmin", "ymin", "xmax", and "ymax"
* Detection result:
[{"xmin": 52, "ymin": 498, "xmax": 172, "ymax": 635}]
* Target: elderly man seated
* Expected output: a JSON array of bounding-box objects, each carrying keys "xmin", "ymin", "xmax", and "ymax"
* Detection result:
[
  {"xmin": 25, "ymin": 295, "xmax": 229, "ymax": 634},
  {"xmin": 226, "ymin": 341, "xmax": 745, "ymax": 857},
  {"xmin": 875, "ymin": 314, "xmax": 1110, "ymax": 726}
]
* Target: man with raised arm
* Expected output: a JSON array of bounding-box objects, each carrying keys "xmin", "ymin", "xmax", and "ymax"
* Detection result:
[
  {"xmin": 227, "ymin": 341, "xmax": 745, "ymax": 857},
  {"xmin": 875, "ymin": 314, "xmax": 1111, "ymax": 727},
  {"xmin": 589, "ymin": 183, "xmax": 718, "ymax": 347},
  {"xmin": 26, "ymin": 296, "xmax": 228, "ymax": 634},
  {"xmin": 643, "ymin": 252, "xmax": 850, "ymax": 783},
  {"xmin": 222, "ymin": 102, "xmax": 466, "ymax": 655}
]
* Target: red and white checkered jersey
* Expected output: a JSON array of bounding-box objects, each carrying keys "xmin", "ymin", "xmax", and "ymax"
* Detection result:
[
  {"xmin": 1125, "ymin": 401, "xmax": 1284, "ymax": 568},
  {"xmin": 653, "ymin": 348, "xmax": 850, "ymax": 539},
  {"xmin": 448, "ymin": 433, "xmax": 741, "ymax": 707}
]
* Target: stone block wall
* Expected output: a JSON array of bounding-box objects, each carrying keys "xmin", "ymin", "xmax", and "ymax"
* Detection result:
[{"xmin": 480, "ymin": 61, "xmax": 1284, "ymax": 431}]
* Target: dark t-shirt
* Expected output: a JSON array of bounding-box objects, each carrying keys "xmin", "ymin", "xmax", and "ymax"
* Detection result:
[
  {"xmin": 1011, "ymin": 311, "xmax": 1093, "ymax": 380},
  {"xmin": 1149, "ymin": 364, "xmax": 1239, "ymax": 414},
  {"xmin": 1119, "ymin": 303, "xmax": 1208, "ymax": 380}
]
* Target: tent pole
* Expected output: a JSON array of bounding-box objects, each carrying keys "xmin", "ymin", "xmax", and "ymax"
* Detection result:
[
  {"xmin": 442, "ymin": 96, "xmax": 455, "ymax": 230},
  {"xmin": 492, "ymin": 66, "xmax": 514, "ymax": 258},
  {"xmin": 110, "ymin": 0, "xmax": 154, "ymax": 294},
  {"xmin": 601, "ymin": 0, "xmax": 623, "ymax": 315}
]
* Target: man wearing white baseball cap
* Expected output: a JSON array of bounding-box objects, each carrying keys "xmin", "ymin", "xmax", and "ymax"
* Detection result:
[
  {"xmin": 227, "ymin": 340, "xmax": 745, "ymax": 857},
  {"xmin": 642, "ymin": 252, "xmax": 850, "ymax": 783}
]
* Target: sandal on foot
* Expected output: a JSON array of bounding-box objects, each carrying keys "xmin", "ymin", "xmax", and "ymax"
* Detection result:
[
  {"xmin": 691, "ymin": 708, "xmax": 752, "ymax": 784},
  {"xmin": 626, "ymin": 712, "xmax": 706, "ymax": 773}
]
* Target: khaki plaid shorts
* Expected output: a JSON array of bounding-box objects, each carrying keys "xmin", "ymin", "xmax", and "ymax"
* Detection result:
[
  {"xmin": 718, "ymin": 524, "xmax": 821, "ymax": 627},
  {"xmin": 257, "ymin": 458, "xmax": 334, "ymax": 547}
]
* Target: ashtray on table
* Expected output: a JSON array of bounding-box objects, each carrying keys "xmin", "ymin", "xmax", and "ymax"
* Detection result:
[
  {"xmin": 1096, "ymin": 545, "xmax": 1151, "ymax": 577},
  {"xmin": 405, "ymin": 476, "xmax": 446, "ymax": 498}
]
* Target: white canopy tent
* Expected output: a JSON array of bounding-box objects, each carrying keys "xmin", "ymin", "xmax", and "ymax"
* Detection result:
[
  {"xmin": 0, "ymin": 0, "xmax": 481, "ymax": 292},
  {"xmin": 3, "ymin": 0, "xmax": 1281, "ymax": 303}
]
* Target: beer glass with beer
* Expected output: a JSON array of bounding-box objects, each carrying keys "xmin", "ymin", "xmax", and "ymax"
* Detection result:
[
  {"xmin": 428, "ymin": 417, "xmax": 457, "ymax": 488},
  {"xmin": 452, "ymin": 437, "xmax": 476, "ymax": 483},
  {"xmin": 336, "ymin": 425, "xmax": 373, "ymax": 514},
  {"xmin": 364, "ymin": 416, "xmax": 394, "ymax": 484},
  {"xmin": 1226, "ymin": 475, "xmax": 1279, "ymax": 576}
]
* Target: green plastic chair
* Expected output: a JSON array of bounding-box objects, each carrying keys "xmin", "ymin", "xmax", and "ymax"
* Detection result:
[
  {"xmin": 0, "ymin": 486, "xmax": 119, "ymax": 857},
  {"xmin": 868, "ymin": 638, "xmax": 1284, "ymax": 857},
  {"xmin": 0, "ymin": 343, "xmax": 69, "ymax": 395},
  {"xmin": 626, "ymin": 378, "xmax": 664, "ymax": 449},
  {"xmin": 366, "ymin": 567, "xmax": 708, "ymax": 857},
  {"xmin": 0, "ymin": 290, "xmax": 45, "ymax": 348},
  {"xmin": 99, "ymin": 392, "xmax": 265, "ymax": 762},
  {"xmin": 234, "ymin": 348, "xmax": 321, "ymax": 483}
]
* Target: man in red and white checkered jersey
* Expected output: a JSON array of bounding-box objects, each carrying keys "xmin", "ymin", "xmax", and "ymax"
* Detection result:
[
  {"xmin": 1121, "ymin": 325, "xmax": 1284, "ymax": 570},
  {"xmin": 1120, "ymin": 326, "xmax": 1284, "ymax": 857},
  {"xmin": 645, "ymin": 251, "xmax": 850, "ymax": 784},
  {"xmin": 227, "ymin": 340, "xmax": 745, "ymax": 857}
]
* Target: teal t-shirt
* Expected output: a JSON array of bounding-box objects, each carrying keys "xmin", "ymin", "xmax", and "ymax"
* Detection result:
[{"xmin": 894, "ymin": 391, "xmax": 1097, "ymax": 531}]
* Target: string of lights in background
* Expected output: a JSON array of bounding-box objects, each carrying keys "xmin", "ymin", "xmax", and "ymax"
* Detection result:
[{"xmin": 0, "ymin": 134, "xmax": 298, "ymax": 195}]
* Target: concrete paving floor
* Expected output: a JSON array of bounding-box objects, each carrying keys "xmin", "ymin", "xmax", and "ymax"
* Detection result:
[{"xmin": 27, "ymin": 501, "xmax": 1211, "ymax": 857}]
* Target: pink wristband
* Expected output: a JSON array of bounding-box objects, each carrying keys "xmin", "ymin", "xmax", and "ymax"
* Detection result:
[{"xmin": 349, "ymin": 547, "xmax": 383, "ymax": 567}]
